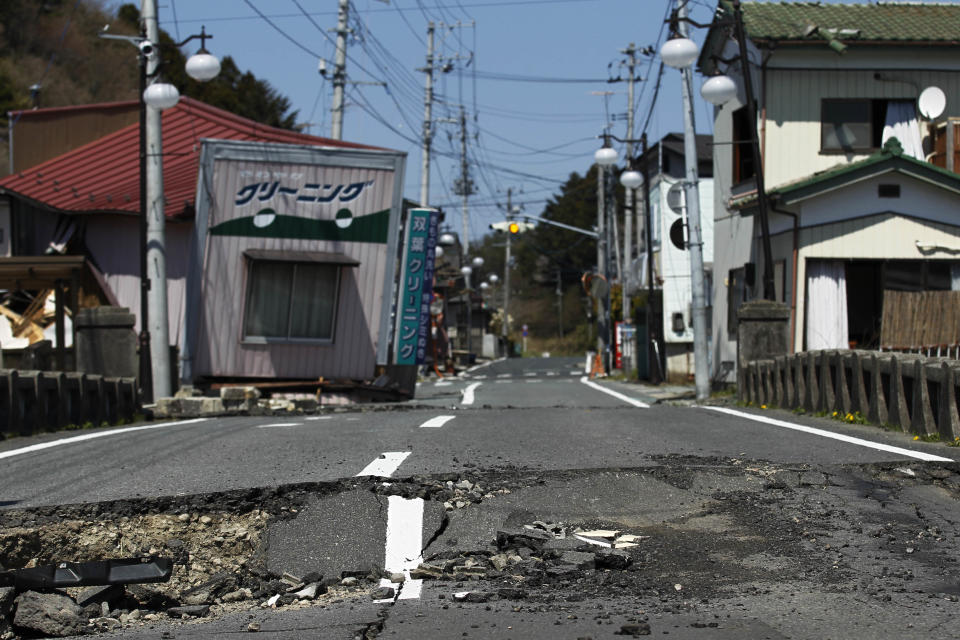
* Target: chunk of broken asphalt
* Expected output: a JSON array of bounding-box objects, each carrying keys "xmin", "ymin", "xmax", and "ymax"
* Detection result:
[
  {"xmin": 13, "ymin": 591, "xmax": 86, "ymax": 638},
  {"xmin": 594, "ymin": 548, "xmax": 633, "ymax": 570},
  {"xmin": 617, "ymin": 622, "xmax": 652, "ymax": 636},
  {"xmin": 371, "ymin": 586, "xmax": 395, "ymax": 600},
  {"xmin": 168, "ymin": 605, "xmax": 211, "ymax": 618},
  {"xmin": 496, "ymin": 528, "xmax": 552, "ymax": 551}
]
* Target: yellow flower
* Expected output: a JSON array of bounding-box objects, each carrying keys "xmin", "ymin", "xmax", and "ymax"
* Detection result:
[
  {"xmin": 913, "ymin": 436, "xmax": 920, "ymax": 441},
  {"xmin": 832, "ymin": 411, "xmax": 838, "ymax": 417},
  {"xmin": 761, "ymin": 404, "xmax": 767, "ymax": 409}
]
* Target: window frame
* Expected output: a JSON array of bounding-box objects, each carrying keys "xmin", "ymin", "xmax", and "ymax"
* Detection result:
[
  {"xmin": 240, "ymin": 256, "xmax": 346, "ymax": 345},
  {"xmin": 820, "ymin": 98, "xmax": 887, "ymax": 154}
]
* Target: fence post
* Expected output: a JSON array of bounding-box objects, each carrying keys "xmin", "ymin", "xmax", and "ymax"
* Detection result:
[
  {"xmin": 868, "ymin": 354, "xmax": 889, "ymax": 426},
  {"xmin": 793, "ymin": 355, "xmax": 805, "ymax": 410},
  {"xmin": 835, "ymin": 352, "xmax": 852, "ymax": 415},
  {"xmin": 761, "ymin": 360, "xmax": 774, "ymax": 405},
  {"xmin": 851, "ymin": 352, "xmax": 869, "ymax": 415},
  {"xmin": 0, "ymin": 370, "xmax": 16, "ymax": 439},
  {"xmin": 911, "ymin": 359, "xmax": 936, "ymax": 436},
  {"xmin": 818, "ymin": 351, "xmax": 835, "ymax": 413},
  {"xmin": 804, "ymin": 352, "xmax": 819, "ymax": 412},
  {"xmin": 888, "ymin": 357, "xmax": 911, "ymax": 432},
  {"xmin": 938, "ymin": 362, "xmax": 959, "ymax": 441},
  {"xmin": 774, "ymin": 356, "xmax": 786, "ymax": 407}
]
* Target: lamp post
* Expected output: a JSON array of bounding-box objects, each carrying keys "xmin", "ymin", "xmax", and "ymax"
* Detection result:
[
  {"xmin": 103, "ymin": 11, "xmax": 220, "ymax": 402},
  {"xmin": 658, "ymin": 0, "xmax": 775, "ymax": 400},
  {"xmin": 594, "ymin": 139, "xmax": 618, "ymax": 374},
  {"xmin": 660, "ymin": 7, "xmax": 711, "ymax": 401},
  {"xmin": 460, "ymin": 264, "xmax": 473, "ymax": 362}
]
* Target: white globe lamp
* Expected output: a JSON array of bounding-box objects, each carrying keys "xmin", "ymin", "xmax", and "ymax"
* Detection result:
[
  {"xmin": 143, "ymin": 82, "xmax": 180, "ymax": 109},
  {"xmin": 471, "ymin": 256, "xmax": 485, "ymax": 268},
  {"xmin": 701, "ymin": 74, "xmax": 737, "ymax": 105},
  {"xmin": 619, "ymin": 169, "xmax": 643, "ymax": 189},
  {"xmin": 660, "ymin": 37, "xmax": 699, "ymax": 69},
  {"xmin": 185, "ymin": 52, "xmax": 221, "ymax": 82},
  {"xmin": 594, "ymin": 146, "xmax": 618, "ymax": 166}
]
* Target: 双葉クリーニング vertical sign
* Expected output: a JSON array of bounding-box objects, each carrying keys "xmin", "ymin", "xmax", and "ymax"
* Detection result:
[{"xmin": 394, "ymin": 208, "xmax": 440, "ymax": 365}]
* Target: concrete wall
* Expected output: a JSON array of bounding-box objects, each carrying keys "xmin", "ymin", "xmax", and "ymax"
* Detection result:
[{"xmin": 0, "ymin": 370, "xmax": 138, "ymax": 438}]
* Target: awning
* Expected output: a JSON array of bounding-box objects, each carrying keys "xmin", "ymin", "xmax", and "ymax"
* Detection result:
[{"xmin": 243, "ymin": 249, "xmax": 361, "ymax": 266}]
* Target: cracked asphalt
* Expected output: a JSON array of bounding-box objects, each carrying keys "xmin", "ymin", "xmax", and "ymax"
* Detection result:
[{"xmin": 3, "ymin": 356, "xmax": 960, "ymax": 639}]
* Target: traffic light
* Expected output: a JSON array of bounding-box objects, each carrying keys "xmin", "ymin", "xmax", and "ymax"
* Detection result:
[{"xmin": 490, "ymin": 220, "xmax": 534, "ymax": 234}]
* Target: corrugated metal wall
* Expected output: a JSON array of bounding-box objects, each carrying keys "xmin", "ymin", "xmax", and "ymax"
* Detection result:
[
  {"xmin": 764, "ymin": 68, "xmax": 960, "ymax": 188},
  {"xmin": 193, "ymin": 157, "xmax": 396, "ymax": 380}
]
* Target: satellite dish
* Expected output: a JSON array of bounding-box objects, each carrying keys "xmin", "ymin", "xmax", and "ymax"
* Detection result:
[
  {"xmin": 667, "ymin": 182, "xmax": 685, "ymax": 214},
  {"xmin": 918, "ymin": 86, "xmax": 946, "ymax": 120}
]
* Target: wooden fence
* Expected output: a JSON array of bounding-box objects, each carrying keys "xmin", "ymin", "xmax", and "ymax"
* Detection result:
[{"xmin": 739, "ymin": 350, "xmax": 960, "ymax": 439}]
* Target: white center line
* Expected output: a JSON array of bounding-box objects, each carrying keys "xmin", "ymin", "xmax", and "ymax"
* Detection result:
[
  {"xmin": 0, "ymin": 418, "xmax": 209, "ymax": 461},
  {"xmin": 526, "ymin": 379, "xmax": 543, "ymax": 383},
  {"xmin": 356, "ymin": 452, "xmax": 412, "ymax": 477},
  {"xmin": 374, "ymin": 495, "xmax": 425, "ymax": 602},
  {"xmin": 705, "ymin": 406, "xmax": 954, "ymax": 462},
  {"xmin": 305, "ymin": 416, "xmax": 332, "ymax": 421},
  {"xmin": 579, "ymin": 376, "xmax": 650, "ymax": 408},
  {"xmin": 462, "ymin": 382, "xmax": 481, "ymax": 405},
  {"xmin": 420, "ymin": 415, "xmax": 456, "ymax": 428},
  {"xmin": 497, "ymin": 374, "xmax": 511, "ymax": 378},
  {"xmin": 524, "ymin": 372, "xmax": 537, "ymax": 377},
  {"xmin": 495, "ymin": 380, "xmax": 509, "ymax": 384},
  {"xmin": 435, "ymin": 380, "xmax": 452, "ymax": 387},
  {"xmin": 258, "ymin": 423, "xmax": 303, "ymax": 428}
]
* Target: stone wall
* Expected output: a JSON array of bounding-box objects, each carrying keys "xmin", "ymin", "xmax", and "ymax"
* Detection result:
[{"xmin": 739, "ymin": 350, "xmax": 960, "ymax": 439}]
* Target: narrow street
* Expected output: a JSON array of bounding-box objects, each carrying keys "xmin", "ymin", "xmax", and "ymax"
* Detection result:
[{"xmin": 2, "ymin": 357, "xmax": 960, "ymax": 639}]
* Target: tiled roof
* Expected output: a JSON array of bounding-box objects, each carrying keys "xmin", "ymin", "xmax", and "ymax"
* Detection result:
[
  {"xmin": 0, "ymin": 98, "xmax": 382, "ymax": 219},
  {"xmin": 739, "ymin": 1, "xmax": 960, "ymax": 44},
  {"xmin": 730, "ymin": 137, "xmax": 960, "ymax": 208}
]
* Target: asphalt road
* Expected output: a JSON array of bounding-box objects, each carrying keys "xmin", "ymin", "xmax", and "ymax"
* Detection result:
[{"xmin": 3, "ymin": 356, "xmax": 960, "ymax": 639}]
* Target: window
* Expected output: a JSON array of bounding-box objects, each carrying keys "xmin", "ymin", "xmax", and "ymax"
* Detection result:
[
  {"xmin": 821, "ymin": 99, "xmax": 887, "ymax": 153},
  {"xmin": 732, "ymin": 106, "xmax": 755, "ymax": 185},
  {"xmin": 243, "ymin": 260, "xmax": 341, "ymax": 341}
]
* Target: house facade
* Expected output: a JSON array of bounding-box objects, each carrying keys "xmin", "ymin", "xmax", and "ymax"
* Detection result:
[
  {"xmin": 639, "ymin": 133, "xmax": 714, "ymax": 381},
  {"xmin": 699, "ymin": 1, "xmax": 960, "ymax": 382}
]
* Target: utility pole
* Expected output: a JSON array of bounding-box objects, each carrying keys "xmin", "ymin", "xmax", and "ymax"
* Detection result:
[
  {"xmin": 677, "ymin": 0, "xmax": 710, "ymax": 401},
  {"xmin": 419, "ymin": 22, "xmax": 435, "ymax": 206},
  {"xmin": 330, "ymin": 0, "xmax": 348, "ymax": 140},
  {"xmin": 141, "ymin": 0, "xmax": 171, "ymax": 399},
  {"xmin": 456, "ymin": 105, "xmax": 472, "ymax": 252},
  {"xmin": 621, "ymin": 43, "xmax": 638, "ymax": 326},
  {"xmin": 641, "ymin": 134, "xmax": 661, "ymax": 384},
  {"xmin": 556, "ymin": 267, "xmax": 564, "ymax": 339},
  {"xmin": 502, "ymin": 188, "xmax": 513, "ymax": 347},
  {"xmin": 596, "ymin": 154, "xmax": 609, "ymax": 372}
]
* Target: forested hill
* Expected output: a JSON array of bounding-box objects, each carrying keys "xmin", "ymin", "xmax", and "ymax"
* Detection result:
[{"xmin": 0, "ymin": 0, "xmax": 298, "ymax": 174}]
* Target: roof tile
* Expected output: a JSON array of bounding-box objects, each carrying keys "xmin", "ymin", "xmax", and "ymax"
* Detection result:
[{"xmin": 0, "ymin": 98, "xmax": 382, "ymax": 219}]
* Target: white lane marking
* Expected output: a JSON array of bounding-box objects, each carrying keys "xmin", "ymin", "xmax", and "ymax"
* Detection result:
[
  {"xmin": 579, "ymin": 377, "xmax": 650, "ymax": 408},
  {"xmin": 374, "ymin": 495, "xmax": 425, "ymax": 602},
  {"xmin": 546, "ymin": 372, "xmax": 558, "ymax": 376},
  {"xmin": 496, "ymin": 380, "xmax": 510, "ymax": 384},
  {"xmin": 420, "ymin": 415, "xmax": 456, "ymax": 428},
  {"xmin": 305, "ymin": 416, "xmax": 332, "ymax": 421},
  {"xmin": 0, "ymin": 418, "xmax": 209, "ymax": 461},
  {"xmin": 466, "ymin": 358, "xmax": 502, "ymax": 373},
  {"xmin": 524, "ymin": 372, "xmax": 537, "ymax": 377},
  {"xmin": 435, "ymin": 380, "xmax": 452, "ymax": 387},
  {"xmin": 356, "ymin": 452, "xmax": 412, "ymax": 477},
  {"xmin": 474, "ymin": 375, "xmax": 488, "ymax": 380},
  {"xmin": 258, "ymin": 423, "xmax": 303, "ymax": 428},
  {"xmin": 526, "ymin": 379, "xmax": 543, "ymax": 384},
  {"xmin": 705, "ymin": 406, "xmax": 954, "ymax": 462},
  {"xmin": 497, "ymin": 374, "xmax": 511, "ymax": 378},
  {"xmin": 462, "ymin": 382, "xmax": 481, "ymax": 405}
]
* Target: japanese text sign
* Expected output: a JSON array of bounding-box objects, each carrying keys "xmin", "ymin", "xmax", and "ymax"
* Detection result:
[{"xmin": 394, "ymin": 209, "xmax": 440, "ymax": 365}]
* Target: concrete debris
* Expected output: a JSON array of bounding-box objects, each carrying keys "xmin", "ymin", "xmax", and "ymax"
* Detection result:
[
  {"xmin": 13, "ymin": 591, "xmax": 86, "ymax": 638},
  {"xmin": 167, "ymin": 605, "xmax": 211, "ymax": 618},
  {"xmin": 578, "ymin": 529, "xmax": 619, "ymax": 538},
  {"xmin": 247, "ymin": 621, "xmax": 261, "ymax": 632},
  {"xmin": 89, "ymin": 616, "xmax": 122, "ymax": 632},
  {"xmin": 617, "ymin": 622, "xmax": 652, "ymax": 636},
  {"xmin": 370, "ymin": 586, "xmax": 395, "ymax": 601}
]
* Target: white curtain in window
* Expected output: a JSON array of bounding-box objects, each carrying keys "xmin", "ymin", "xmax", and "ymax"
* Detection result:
[
  {"xmin": 806, "ymin": 260, "xmax": 849, "ymax": 350},
  {"xmin": 882, "ymin": 101, "xmax": 925, "ymax": 161}
]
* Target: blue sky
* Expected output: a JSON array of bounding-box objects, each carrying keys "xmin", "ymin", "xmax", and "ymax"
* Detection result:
[{"xmin": 154, "ymin": 0, "xmax": 886, "ymax": 243}]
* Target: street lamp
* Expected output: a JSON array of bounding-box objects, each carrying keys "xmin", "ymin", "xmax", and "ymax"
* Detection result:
[
  {"xmin": 104, "ymin": 20, "xmax": 221, "ymax": 402},
  {"xmin": 658, "ymin": 0, "xmax": 777, "ymax": 401},
  {"xmin": 593, "ymin": 137, "xmax": 618, "ymax": 374},
  {"xmin": 460, "ymin": 264, "xmax": 474, "ymax": 363}
]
